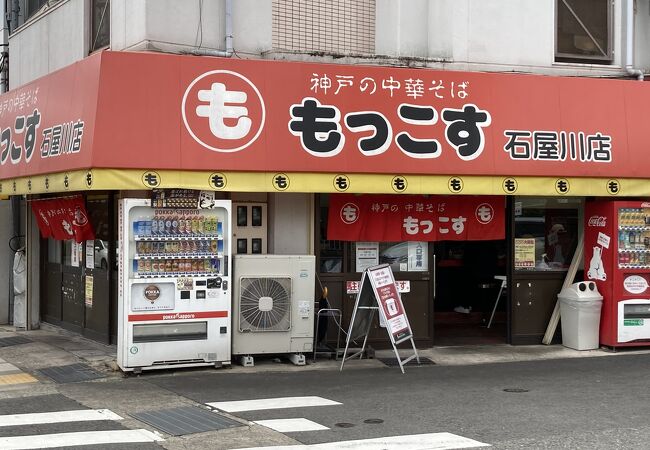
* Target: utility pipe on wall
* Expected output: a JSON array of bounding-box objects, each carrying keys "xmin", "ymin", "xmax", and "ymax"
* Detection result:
[
  {"xmin": 625, "ymin": 0, "xmax": 644, "ymax": 80},
  {"xmin": 189, "ymin": 0, "xmax": 233, "ymax": 57}
]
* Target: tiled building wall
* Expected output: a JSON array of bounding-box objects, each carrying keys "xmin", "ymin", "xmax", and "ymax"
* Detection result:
[{"xmin": 272, "ymin": 0, "xmax": 375, "ymax": 54}]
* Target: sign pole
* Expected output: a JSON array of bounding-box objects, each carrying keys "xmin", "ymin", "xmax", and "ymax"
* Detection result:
[{"xmin": 340, "ymin": 272, "xmax": 378, "ymax": 370}]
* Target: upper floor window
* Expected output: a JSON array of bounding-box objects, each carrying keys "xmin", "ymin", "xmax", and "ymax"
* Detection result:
[
  {"xmin": 91, "ymin": 0, "xmax": 110, "ymax": 52},
  {"xmin": 272, "ymin": 0, "xmax": 375, "ymax": 55},
  {"xmin": 556, "ymin": 0, "xmax": 612, "ymax": 64},
  {"xmin": 26, "ymin": 0, "xmax": 47, "ymax": 20}
]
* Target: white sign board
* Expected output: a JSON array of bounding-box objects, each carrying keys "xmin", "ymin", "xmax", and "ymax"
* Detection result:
[
  {"xmin": 355, "ymin": 242, "xmax": 379, "ymax": 272},
  {"xmin": 85, "ymin": 240, "xmax": 95, "ymax": 269}
]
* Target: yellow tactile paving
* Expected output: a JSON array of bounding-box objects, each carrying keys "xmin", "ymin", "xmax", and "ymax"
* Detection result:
[{"xmin": 0, "ymin": 373, "xmax": 38, "ymax": 385}]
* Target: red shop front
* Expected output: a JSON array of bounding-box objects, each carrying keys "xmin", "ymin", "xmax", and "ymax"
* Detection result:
[{"xmin": 0, "ymin": 51, "xmax": 649, "ymax": 345}]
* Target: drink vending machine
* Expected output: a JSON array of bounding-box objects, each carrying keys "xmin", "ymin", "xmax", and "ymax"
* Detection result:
[
  {"xmin": 585, "ymin": 200, "xmax": 650, "ymax": 347},
  {"xmin": 118, "ymin": 199, "xmax": 232, "ymax": 372}
]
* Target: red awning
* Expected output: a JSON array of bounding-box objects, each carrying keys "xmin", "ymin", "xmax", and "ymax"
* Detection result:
[
  {"xmin": 31, "ymin": 196, "xmax": 95, "ymax": 243},
  {"xmin": 1, "ymin": 51, "xmax": 650, "ymax": 181}
]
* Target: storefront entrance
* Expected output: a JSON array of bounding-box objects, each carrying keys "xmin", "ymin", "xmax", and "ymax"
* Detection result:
[
  {"xmin": 317, "ymin": 194, "xmax": 509, "ymax": 348},
  {"xmin": 40, "ymin": 194, "xmax": 117, "ymax": 344},
  {"xmin": 433, "ymin": 240, "xmax": 507, "ymax": 345}
]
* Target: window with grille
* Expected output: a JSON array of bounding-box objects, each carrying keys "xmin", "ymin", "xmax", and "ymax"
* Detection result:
[
  {"xmin": 555, "ymin": 0, "xmax": 612, "ymax": 64},
  {"xmin": 272, "ymin": 0, "xmax": 375, "ymax": 55}
]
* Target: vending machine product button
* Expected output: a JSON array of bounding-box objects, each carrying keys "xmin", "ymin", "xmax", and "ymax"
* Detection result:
[{"xmin": 220, "ymin": 327, "xmax": 227, "ymax": 334}]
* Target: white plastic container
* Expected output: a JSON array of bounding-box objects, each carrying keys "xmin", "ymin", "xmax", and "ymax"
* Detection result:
[{"xmin": 558, "ymin": 281, "xmax": 603, "ymax": 350}]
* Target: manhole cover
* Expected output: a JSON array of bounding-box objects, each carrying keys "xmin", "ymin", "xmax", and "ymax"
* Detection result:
[
  {"xmin": 377, "ymin": 357, "xmax": 435, "ymax": 367},
  {"xmin": 364, "ymin": 418, "xmax": 384, "ymax": 424},
  {"xmin": 503, "ymin": 388, "xmax": 529, "ymax": 393},
  {"xmin": 37, "ymin": 363, "xmax": 104, "ymax": 384},
  {"xmin": 0, "ymin": 336, "xmax": 32, "ymax": 347},
  {"xmin": 132, "ymin": 406, "xmax": 243, "ymax": 436},
  {"xmin": 335, "ymin": 422, "xmax": 356, "ymax": 428}
]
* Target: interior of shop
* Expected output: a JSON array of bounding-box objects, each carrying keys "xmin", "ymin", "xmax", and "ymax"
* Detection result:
[{"xmin": 433, "ymin": 240, "xmax": 508, "ymax": 346}]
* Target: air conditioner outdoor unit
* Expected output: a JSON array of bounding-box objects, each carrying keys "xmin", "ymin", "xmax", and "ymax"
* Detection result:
[{"xmin": 233, "ymin": 255, "xmax": 315, "ymax": 366}]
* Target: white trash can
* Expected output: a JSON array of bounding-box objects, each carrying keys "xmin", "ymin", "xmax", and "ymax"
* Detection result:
[{"xmin": 558, "ymin": 281, "xmax": 603, "ymax": 350}]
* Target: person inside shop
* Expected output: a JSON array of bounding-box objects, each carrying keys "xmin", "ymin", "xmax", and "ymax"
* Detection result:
[{"xmin": 546, "ymin": 224, "xmax": 572, "ymax": 268}]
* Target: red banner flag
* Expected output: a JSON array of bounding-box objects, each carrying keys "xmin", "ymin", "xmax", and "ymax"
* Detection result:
[
  {"xmin": 31, "ymin": 196, "xmax": 95, "ymax": 243},
  {"xmin": 327, "ymin": 194, "xmax": 505, "ymax": 242}
]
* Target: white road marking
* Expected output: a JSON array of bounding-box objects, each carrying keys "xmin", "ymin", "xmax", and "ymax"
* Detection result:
[
  {"xmin": 0, "ymin": 409, "xmax": 123, "ymax": 427},
  {"xmin": 0, "ymin": 429, "xmax": 163, "ymax": 449},
  {"xmin": 240, "ymin": 432, "xmax": 490, "ymax": 449},
  {"xmin": 254, "ymin": 418, "xmax": 330, "ymax": 432},
  {"xmin": 0, "ymin": 363, "xmax": 20, "ymax": 374},
  {"xmin": 208, "ymin": 396, "xmax": 341, "ymax": 412}
]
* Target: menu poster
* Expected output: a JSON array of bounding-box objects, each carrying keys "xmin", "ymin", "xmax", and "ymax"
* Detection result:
[{"xmin": 515, "ymin": 238, "xmax": 536, "ymax": 269}]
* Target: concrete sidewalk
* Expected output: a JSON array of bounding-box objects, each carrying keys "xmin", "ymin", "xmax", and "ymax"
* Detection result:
[{"xmin": 0, "ymin": 323, "xmax": 648, "ymax": 380}]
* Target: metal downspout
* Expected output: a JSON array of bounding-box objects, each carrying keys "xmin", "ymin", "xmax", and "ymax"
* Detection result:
[
  {"xmin": 188, "ymin": 0, "xmax": 233, "ymax": 57},
  {"xmin": 625, "ymin": 0, "xmax": 644, "ymax": 80}
]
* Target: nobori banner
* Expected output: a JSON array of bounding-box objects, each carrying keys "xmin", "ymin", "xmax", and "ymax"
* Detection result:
[{"xmin": 1, "ymin": 51, "xmax": 649, "ymax": 181}]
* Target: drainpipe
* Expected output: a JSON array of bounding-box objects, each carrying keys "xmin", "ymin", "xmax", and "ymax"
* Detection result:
[
  {"xmin": 625, "ymin": 0, "xmax": 644, "ymax": 80},
  {"xmin": 188, "ymin": 0, "xmax": 233, "ymax": 57}
]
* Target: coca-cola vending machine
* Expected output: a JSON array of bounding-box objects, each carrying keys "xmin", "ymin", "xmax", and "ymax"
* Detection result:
[{"xmin": 585, "ymin": 200, "xmax": 650, "ymax": 347}]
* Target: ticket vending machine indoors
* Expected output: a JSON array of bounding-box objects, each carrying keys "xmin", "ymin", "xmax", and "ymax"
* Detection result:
[{"xmin": 117, "ymin": 199, "xmax": 232, "ymax": 372}]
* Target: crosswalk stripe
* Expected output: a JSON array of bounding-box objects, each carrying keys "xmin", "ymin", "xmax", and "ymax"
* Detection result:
[
  {"xmin": 0, "ymin": 429, "xmax": 163, "ymax": 449},
  {"xmin": 208, "ymin": 396, "xmax": 341, "ymax": 412},
  {"xmin": 240, "ymin": 432, "xmax": 489, "ymax": 450},
  {"xmin": 254, "ymin": 418, "xmax": 329, "ymax": 432},
  {"xmin": 0, "ymin": 409, "xmax": 123, "ymax": 427},
  {"xmin": 0, "ymin": 363, "xmax": 22, "ymax": 374}
]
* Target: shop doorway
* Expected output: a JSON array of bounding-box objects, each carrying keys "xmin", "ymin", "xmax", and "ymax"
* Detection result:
[
  {"xmin": 40, "ymin": 194, "xmax": 116, "ymax": 344},
  {"xmin": 316, "ymin": 195, "xmax": 434, "ymax": 348},
  {"xmin": 433, "ymin": 239, "xmax": 507, "ymax": 345}
]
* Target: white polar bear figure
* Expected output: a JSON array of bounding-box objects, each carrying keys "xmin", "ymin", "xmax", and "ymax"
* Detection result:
[{"xmin": 587, "ymin": 246, "xmax": 606, "ymax": 281}]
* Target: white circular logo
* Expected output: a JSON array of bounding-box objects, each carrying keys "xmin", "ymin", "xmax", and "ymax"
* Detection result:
[
  {"xmin": 475, "ymin": 203, "xmax": 494, "ymax": 224},
  {"xmin": 182, "ymin": 70, "xmax": 266, "ymax": 153},
  {"xmin": 340, "ymin": 203, "xmax": 360, "ymax": 224}
]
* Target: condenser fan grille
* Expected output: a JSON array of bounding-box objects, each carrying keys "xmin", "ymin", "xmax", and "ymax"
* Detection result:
[{"xmin": 239, "ymin": 277, "xmax": 292, "ymax": 332}]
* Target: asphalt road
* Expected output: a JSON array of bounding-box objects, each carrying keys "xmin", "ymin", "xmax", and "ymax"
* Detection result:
[
  {"xmin": 145, "ymin": 353, "xmax": 650, "ymax": 449},
  {"xmin": 3, "ymin": 352, "xmax": 650, "ymax": 449}
]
